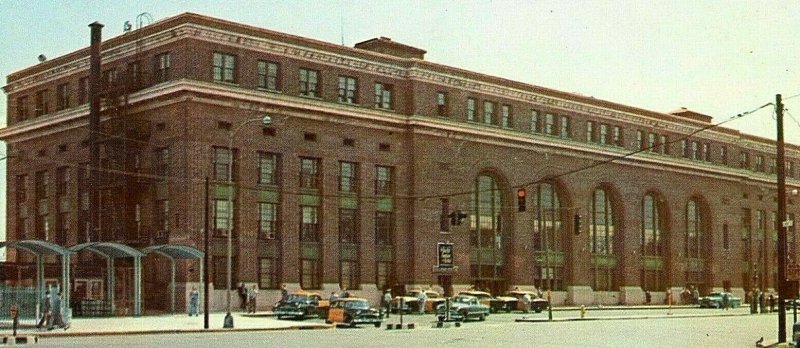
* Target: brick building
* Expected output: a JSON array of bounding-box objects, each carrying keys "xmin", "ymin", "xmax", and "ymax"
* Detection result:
[{"xmin": 2, "ymin": 12, "xmax": 798, "ymax": 311}]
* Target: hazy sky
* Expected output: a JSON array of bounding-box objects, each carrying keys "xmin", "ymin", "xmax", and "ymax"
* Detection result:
[{"xmin": 1, "ymin": 1, "xmax": 800, "ymax": 257}]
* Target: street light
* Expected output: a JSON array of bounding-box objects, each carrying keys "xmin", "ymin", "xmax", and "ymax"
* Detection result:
[{"xmin": 224, "ymin": 114, "xmax": 272, "ymax": 328}]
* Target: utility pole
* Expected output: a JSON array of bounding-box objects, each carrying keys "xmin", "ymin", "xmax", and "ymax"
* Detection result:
[
  {"xmin": 88, "ymin": 22, "xmax": 103, "ymax": 243},
  {"xmin": 776, "ymin": 93, "xmax": 787, "ymax": 343},
  {"xmin": 204, "ymin": 177, "xmax": 210, "ymax": 329}
]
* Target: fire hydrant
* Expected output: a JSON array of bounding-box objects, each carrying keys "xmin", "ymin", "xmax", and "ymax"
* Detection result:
[{"xmin": 580, "ymin": 305, "xmax": 587, "ymax": 319}]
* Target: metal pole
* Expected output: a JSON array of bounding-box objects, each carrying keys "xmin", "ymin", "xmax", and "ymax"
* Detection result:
[
  {"xmin": 204, "ymin": 176, "xmax": 210, "ymax": 329},
  {"xmin": 224, "ymin": 131, "xmax": 235, "ymax": 328},
  {"xmin": 776, "ymin": 93, "xmax": 788, "ymax": 343},
  {"xmin": 88, "ymin": 22, "xmax": 103, "ymax": 244}
]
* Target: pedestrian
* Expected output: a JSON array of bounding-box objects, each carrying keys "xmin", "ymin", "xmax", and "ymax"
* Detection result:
[
  {"xmin": 49, "ymin": 290, "xmax": 68, "ymax": 330},
  {"xmin": 189, "ymin": 287, "xmax": 199, "ymax": 316},
  {"xmin": 536, "ymin": 287, "xmax": 543, "ymax": 299},
  {"xmin": 645, "ymin": 291, "xmax": 652, "ymax": 305},
  {"xmin": 759, "ymin": 290, "xmax": 766, "ymax": 314},
  {"xmin": 341, "ymin": 287, "xmax": 350, "ymax": 298},
  {"xmin": 417, "ymin": 288, "xmax": 427, "ymax": 314},
  {"xmin": 383, "ymin": 289, "xmax": 392, "ymax": 318},
  {"xmin": 238, "ymin": 283, "xmax": 248, "ymax": 311},
  {"xmin": 247, "ymin": 285, "xmax": 258, "ymax": 314},
  {"xmin": 691, "ymin": 287, "xmax": 699, "ymax": 305},
  {"xmin": 280, "ymin": 284, "xmax": 289, "ymax": 302},
  {"xmin": 522, "ymin": 292, "xmax": 531, "ymax": 313},
  {"xmin": 721, "ymin": 292, "xmax": 729, "ymax": 310},
  {"xmin": 36, "ymin": 290, "xmax": 51, "ymax": 330},
  {"xmin": 769, "ymin": 293, "xmax": 776, "ymax": 312},
  {"xmin": 329, "ymin": 291, "xmax": 339, "ymax": 304}
]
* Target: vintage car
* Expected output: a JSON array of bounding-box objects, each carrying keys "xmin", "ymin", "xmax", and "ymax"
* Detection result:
[
  {"xmin": 436, "ymin": 295, "xmax": 490, "ymax": 322},
  {"xmin": 698, "ymin": 292, "xmax": 742, "ymax": 308},
  {"xmin": 273, "ymin": 291, "xmax": 328, "ymax": 319},
  {"xmin": 390, "ymin": 294, "xmax": 420, "ymax": 313},
  {"xmin": 405, "ymin": 289, "xmax": 446, "ymax": 313},
  {"xmin": 458, "ymin": 291, "xmax": 505, "ymax": 313},
  {"xmin": 326, "ymin": 298, "xmax": 383, "ymax": 328},
  {"xmin": 494, "ymin": 290, "xmax": 550, "ymax": 313}
]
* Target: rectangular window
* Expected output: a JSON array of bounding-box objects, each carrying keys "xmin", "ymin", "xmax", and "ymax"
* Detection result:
[
  {"xmin": 376, "ymin": 261, "xmax": 394, "ymax": 291},
  {"xmin": 56, "ymin": 167, "xmax": 70, "ymax": 196},
  {"xmin": 35, "ymin": 90, "xmax": 49, "ymax": 117},
  {"xmin": 338, "ymin": 161, "xmax": 358, "ymax": 193},
  {"xmin": 300, "ymin": 157, "xmax": 320, "ymax": 189},
  {"xmin": 599, "ymin": 124, "xmax": 608, "ymax": 145},
  {"xmin": 483, "ymin": 101, "xmax": 495, "ymax": 124},
  {"xmin": 467, "ymin": 98, "xmax": 476, "ymax": 121},
  {"xmin": 375, "ymin": 211, "xmax": 394, "ymax": 245},
  {"xmin": 559, "ymin": 116, "xmax": 570, "ymax": 139},
  {"xmin": 213, "ymin": 52, "xmax": 236, "ymax": 83},
  {"xmin": 755, "ymin": 155, "xmax": 765, "ymax": 172},
  {"xmin": 702, "ymin": 144, "xmax": 711, "ymax": 162},
  {"xmin": 16, "ymin": 175, "xmax": 28, "ymax": 204},
  {"xmin": 339, "ymin": 208, "xmax": 359, "ymax": 243},
  {"xmin": 257, "ymin": 60, "xmax": 280, "ymax": 90},
  {"xmin": 127, "ymin": 60, "xmax": 142, "ymax": 88},
  {"xmin": 681, "ymin": 140, "xmax": 689, "ymax": 158},
  {"xmin": 340, "ymin": 260, "xmax": 359, "ymax": 291},
  {"xmin": 788, "ymin": 160, "xmax": 794, "ymax": 178},
  {"xmin": 690, "ymin": 141, "xmax": 699, "ymax": 160},
  {"xmin": 213, "ymin": 147, "xmax": 231, "ymax": 181},
  {"xmin": 78, "ymin": 77, "xmax": 88, "ymax": 105},
  {"xmin": 501, "ymin": 105, "xmax": 511, "ymax": 128},
  {"xmin": 769, "ymin": 158, "xmax": 777, "ymax": 174},
  {"xmin": 212, "ymin": 199, "xmax": 231, "ymax": 236},
  {"xmin": 102, "ymin": 69, "xmax": 118, "ymax": 89},
  {"xmin": 154, "ymin": 147, "xmax": 170, "ymax": 178},
  {"xmin": 375, "ymin": 165, "xmax": 393, "ymax": 195},
  {"xmin": 299, "ymin": 68, "xmax": 320, "ymax": 97},
  {"xmin": 613, "ymin": 126, "xmax": 624, "ymax": 147},
  {"xmin": 258, "ymin": 202, "xmax": 278, "ymax": 240},
  {"xmin": 530, "ymin": 110, "xmax": 539, "ymax": 133},
  {"xmin": 16, "ymin": 96, "xmax": 29, "ymax": 122},
  {"xmin": 636, "ymin": 130, "xmax": 644, "ymax": 150},
  {"xmin": 56, "ymin": 83, "xmax": 70, "ymax": 111},
  {"xmin": 720, "ymin": 146, "xmax": 728, "ymax": 165},
  {"xmin": 258, "ymin": 152, "xmax": 280, "ymax": 185},
  {"xmin": 374, "ymin": 83, "xmax": 394, "ymax": 109},
  {"xmin": 300, "ymin": 206, "xmax": 319, "ymax": 242},
  {"xmin": 436, "ymin": 92, "xmax": 448, "ymax": 116},
  {"xmin": 740, "ymin": 152, "xmax": 750, "ymax": 169},
  {"xmin": 301, "ymin": 259, "xmax": 321, "ymax": 289},
  {"xmin": 338, "ymin": 76, "xmax": 358, "ymax": 104},
  {"xmin": 647, "ymin": 133, "xmax": 656, "ymax": 152},
  {"xmin": 586, "ymin": 121, "xmax": 595, "ymax": 143},
  {"xmin": 659, "ymin": 135, "xmax": 668, "ymax": 154},
  {"xmin": 258, "ymin": 258, "xmax": 277, "ymax": 289},
  {"xmin": 156, "ymin": 199, "xmax": 170, "ymax": 232},
  {"xmin": 544, "ymin": 113, "xmax": 555, "ymax": 135},
  {"xmin": 154, "ymin": 53, "xmax": 171, "ymax": 83}
]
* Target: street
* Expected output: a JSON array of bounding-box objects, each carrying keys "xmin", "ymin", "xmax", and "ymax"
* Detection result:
[{"xmin": 32, "ymin": 307, "xmax": 796, "ymax": 348}]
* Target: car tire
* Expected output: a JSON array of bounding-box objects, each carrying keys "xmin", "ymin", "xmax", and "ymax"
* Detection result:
[
  {"xmin": 374, "ymin": 322, "xmax": 381, "ymax": 328},
  {"xmin": 325, "ymin": 319, "xmax": 332, "ymax": 324},
  {"xmin": 534, "ymin": 308, "xmax": 542, "ymax": 313}
]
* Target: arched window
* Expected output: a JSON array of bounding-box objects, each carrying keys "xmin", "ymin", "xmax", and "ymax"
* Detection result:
[
  {"xmin": 533, "ymin": 183, "xmax": 561, "ymax": 252},
  {"xmin": 642, "ymin": 194, "xmax": 662, "ymax": 256},
  {"xmin": 591, "ymin": 188, "xmax": 614, "ymax": 255},
  {"xmin": 470, "ymin": 175, "xmax": 501, "ymax": 249},
  {"xmin": 685, "ymin": 199, "xmax": 701, "ymax": 258}
]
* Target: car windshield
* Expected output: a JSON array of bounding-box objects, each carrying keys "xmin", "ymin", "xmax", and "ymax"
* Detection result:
[
  {"xmin": 286, "ymin": 295, "xmax": 312, "ymax": 303},
  {"xmin": 453, "ymin": 296, "xmax": 474, "ymax": 304},
  {"xmin": 344, "ymin": 301, "xmax": 370, "ymax": 309},
  {"xmin": 706, "ymin": 293, "xmax": 723, "ymax": 297}
]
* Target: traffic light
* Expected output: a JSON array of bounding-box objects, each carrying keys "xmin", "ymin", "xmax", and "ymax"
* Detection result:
[
  {"xmin": 574, "ymin": 214, "xmax": 582, "ymax": 235},
  {"xmin": 449, "ymin": 210, "xmax": 468, "ymax": 225},
  {"xmin": 517, "ymin": 188, "xmax": 526, "ymax": 212},
  {"xmin": 448, "ymin": 211, "xmax": 457, "ymax": 226}
]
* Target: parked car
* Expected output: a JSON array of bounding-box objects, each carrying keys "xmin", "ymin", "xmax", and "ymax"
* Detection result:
[
  {"xmin": 436, "ymin": 295, "xmax": 490, "ymax": 322},
  {"xmin": 458, "ymin": 291, "xmax": 505, "ymax": 313},
  {"xmin": 494, "ymin": 290, "xmax": 550, "ymax": 313},
  {"xmin": 326, "ymin": 298, "xmax": 383, "ymax": 328},
  {"xmin": 698, "ymin": 292, "xmax": 742, "ymax": 308},
  {"xmin": 273, "ymin": 291, "xmax": 328, "ymax": 319},
  {"xmin": 406, "ymin": 289, "xmax": 446, "ymax": 313},
  {"xmin": 390, "ymin": 294, "xmax": 420, "ymax": 313}
]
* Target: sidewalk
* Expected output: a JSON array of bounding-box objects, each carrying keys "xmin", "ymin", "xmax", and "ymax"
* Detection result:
[{"xmin": 24, "ymin": 312, "xmax": 329, "ymax": 338}]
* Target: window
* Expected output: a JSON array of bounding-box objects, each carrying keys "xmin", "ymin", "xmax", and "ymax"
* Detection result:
[
  {"xmin": 483, "ymin": 101, "xmax": 495, "ymax": 124},
  {"xmin": 788, "ymin": 160, "xmax": 795, "ymax": 178},
  {"xmin": 501, "ymin": 105, "xmax": 511, "ymax": 128},
  {"xmin": 586, "ymin": 121, "xmax": 595, "ymax": 143},
  {"xmin": 599, "ymin": 124, "xmax": 608, "ymax": 145},
  {"xmin": 755, "ymin": 155, "xmax": 765, "ymax": 172},
  {"xmin": 16, "ymin": 96, "xmax": 29, "ymax": 122},
  {"xmin": 213, "ymin": 147, "xmax": 232, "ymax": 181},
  {"xmin": 740, "ymin": 152, "xmax": 750, "ymax": 169},
  {"xmin": 78, "ymin": 77, "xmax": 88, "ymax": 105},
  {"xmin": 213, "ymin": 52, "xmax": 236, "ymax": 83},
  {"xmin": 530, "ymin": 110, "xmax": 539, "ymax": 133},
  {"xmin": 636, "ymin": 131, "xmax": 644, "ymax": 150},
  {"xmin": 339, "ymin": 208, "xmax": 359, "ymax": 243},
  {"xmin": 719, "ymin": 146, "xmax": 728, "ymax": 165},
  {"xmin": 642, "ymin": 194, "xmax": 662, "ymax": 256},
  {"xmin": 659, "ymin": 135, "xmax": 668, "ymax": 154},
  {"xmin": 154, "ymin": 147, "xmax": 169, "ymax": 178},
  {"xmin": 376, "ymin": 261, "xmax": 394, "ymax": 291},
  {"xmin": 467, "ymin": 98, "xmax": 476, "ymax": 121},
  {"xmin": 154, "ymin": 53, "xmax": 171, "ymax": 83},
  {"xmin": 300, "ymin": 68, "xmax": 320, "ymax": 97},
  {"xmin": 338, "ymin": 76, "xmax": 358, "ymax": 104},
  {"xmin": 300, "ymin": 158, "xmax": 320, "ymax": 189},
  {"xmin": 35, "ymin": 90, "xmax": 49, "ymax": 117},
  {"xmin": 213, "ymin": 256, "xmax": 234, "ymax": 289},
  {"xmin": 258, "ymin": 152, "xmax": 280, "ymax": 185},
  {"xmin": 374, "ymin": 83, "xmax": 393, "ymax": 109},
  {"xmin": 127, "ymin": 60, "xmax": 143, "ymax": 88},
  {"xmin": 681, "ymin": 140, "xmax": 689, "ymax": 158},
  {"xmin": 591, "ymin": 188, "xmax": 615, "ymax": 255},
  {"xmin": 301, "ymin": 259, "xmax": 321, "ymax": 289},
  {"xmin": 212, "ymin": 199, "xmax": 231, "ymax": 236},
  {"xmin": 257, "ymin": 61, "xmax": 280, "ymax": 91},
  {"xmin": 702, "ymin": 143, "xmax": 711, "ymax": 162},
  {"xmin": 690, "ymin": 141, "xmax": 699, "ymax": 160},
  {"xmin": 559, "ymin": 116, "xmax": 570, "ymax": 139},
  {"xmin": 56, "ymin": 167, "xmax": 70, "ymax": 196},
  {"xmin": 338, "ymin": 161, "xmax": 358, "ymax": 193},
  {"xmin": 258, "ymin": 202, "xmax": 278, "ymax": 240},
  {"xmin": 375, "ymin": 165, "xmax": 393, "ymax": 195},
  {"xmin": 56, "ymin": 83, "xmax": 70, "ymax": 111},
  {"xmin": 647, "ymin": 133, "xmax": 656, "ymax": 152},
  {"xmin": 436, "ymin": 92, "xmax": 448, "ymax": 116},
  {"xmin": 300, "ymin": 206, "xmax": 319, "ymax": 242},
  {"xmin": 532, "ymin": 183, "xmax": 562, "ymax": 253},
  {"xmin": 613, "ymin": 126, "xmax": 624, "ymax": 147},
  {"xmin": 156, "ymin": 199, "xmax": 170, "ymax": 232},
  {"xmin": 375, "ymin": 211, "xmax": 394, "ymax": 245},
  {"xmin": 769, "ymin": 158, "xmax": 777, "ymax": 174},
  {"xmin": 685, "ymin": 199, "xmax": 703, "ymax": 258},
  {"xmin": 16, "ymin": 175, "xmax": 28, "ymax": 204},
  {"xmin": 340, "ymin": 260, "xmax": 359, "ymax": 291},
  {"xmin": 258, "ymin": 258, "xmax": 278, "ymax": 289},
  {"xmin": 544, "ymin": 113, "xmax": 555, "ymax": 135}
]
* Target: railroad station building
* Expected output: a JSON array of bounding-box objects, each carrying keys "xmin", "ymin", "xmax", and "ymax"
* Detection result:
[{"xmin": 2, "ymin": 12, "xmax": 798, "ymax": 311}]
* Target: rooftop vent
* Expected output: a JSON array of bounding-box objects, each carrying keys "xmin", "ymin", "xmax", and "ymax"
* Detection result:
[{"xmin": 354, "ymin": 36, "xmax": 426, "ymax": 60}]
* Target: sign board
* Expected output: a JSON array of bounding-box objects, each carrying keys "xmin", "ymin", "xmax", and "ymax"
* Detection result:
[
  {"xmin": 788, "ymin": 263, "xmax": 800, "ymax": 281},
  {"xmin": 783, "ymin": 220, "xmax": 794, "ymax": 228},
  {"xmin": 437, "ymin": 242, "xmax": 454, "ymax": 269}
]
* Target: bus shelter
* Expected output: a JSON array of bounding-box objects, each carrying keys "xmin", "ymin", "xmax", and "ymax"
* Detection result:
[
  {"xmin": 69, "ymin": 242, "xmax": 144, "ymax": 316},
  {"xmin": 141, "ymin": 244, "xmax": 204, "ymax": 314}
]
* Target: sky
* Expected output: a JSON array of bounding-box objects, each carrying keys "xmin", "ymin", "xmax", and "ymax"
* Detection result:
[{"xmin": 1, "ymin": 0, "xmax": 800, "ymax": 258}]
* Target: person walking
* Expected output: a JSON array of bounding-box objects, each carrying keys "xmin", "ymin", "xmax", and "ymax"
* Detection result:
[
  {"xmin": 522, "ymin": 292, "xmax": 531, "ymax": 314},
  {"xmin": 721, "ymin": 292, "xmax": 729, "ymax": 310},
  {"xmin": 189, "ymin": 287, "xmax": 200, "ymax": 316},
  {"xmin": 280, "ymin": 284, "xmax": 289, "ymax": 302},
  {"xmin": 247, "ymin": 285, "xmax": 258, "ymax": 314},
  {"xmin": 238, "ymin": 283, "xmax": 248, "ymax": 311},
  {"xmin": 417, "ymin": 288, "xmax": 427, "ymax": 314},
  {"xmin": 382, "ymin": 289, "xmax": 392, "ymax": 318},
  {"xmin": 49, "ymin": 290, "xmax": 68, "ymax": 330},
  {"xmin": 329, "ymin": 291, "xmax": 339, "ymax": 304},
  {"xmin": 36, "ymin": 290, "xmax": 51, "ymax": 330}
]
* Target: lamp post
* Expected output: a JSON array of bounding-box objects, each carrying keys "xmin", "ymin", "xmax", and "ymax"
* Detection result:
[{"xmin": 223, "ymin": 115, "xmax": 272, "ymax": 328}]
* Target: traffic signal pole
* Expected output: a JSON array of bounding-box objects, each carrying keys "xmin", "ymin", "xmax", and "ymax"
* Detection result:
[{"xmin": 776, "ymin": 94, "xmax": 787, "ymax": 343}]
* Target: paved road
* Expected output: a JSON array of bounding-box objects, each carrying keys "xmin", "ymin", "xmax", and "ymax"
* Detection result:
[{"xmin": 32, "ymin": 308, "xmax": 796, "ymax": 348}]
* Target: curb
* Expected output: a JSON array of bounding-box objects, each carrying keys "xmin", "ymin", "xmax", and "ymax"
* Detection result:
[
  {"xmin": 515, "ymin": 312, "xmax": 750, "ymax": 323},
  {"xmin": 32, "ymin": 324, "xmax": 332, "ymax": 338}
]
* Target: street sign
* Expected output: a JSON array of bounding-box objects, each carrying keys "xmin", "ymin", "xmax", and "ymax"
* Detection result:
[
  {"xmin": 437, "ymin": 242, "xmax": 454, "ymax": 269},
  {"xmin": 783, "ymin": 220, "xmax": 794, "ymax": 228},
  {"xmin": 788, "ymin": 263, "xmax": 800, "ymax": 281}
]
